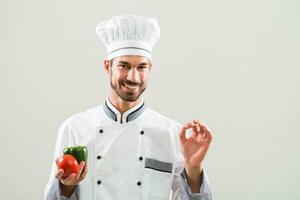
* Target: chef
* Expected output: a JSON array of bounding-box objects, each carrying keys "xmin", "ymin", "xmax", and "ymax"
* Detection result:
[{"xmin": 44, "ymin": 15, "xmax": 213, "ymax": 200}]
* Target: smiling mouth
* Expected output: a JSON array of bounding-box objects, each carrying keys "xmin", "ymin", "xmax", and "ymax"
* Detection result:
[{"xmin": 123, "ymin": 83, "xmax": 139, "ymax": 90}]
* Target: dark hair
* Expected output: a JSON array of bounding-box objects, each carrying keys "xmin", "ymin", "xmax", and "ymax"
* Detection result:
[{"xmin": 110, "ymin": 58, "xmax": 114, "ymax": 65}]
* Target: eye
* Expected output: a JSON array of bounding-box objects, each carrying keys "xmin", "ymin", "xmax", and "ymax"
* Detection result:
[
  {"xmin": 118, "ymin": 64, "xmax": 129, "ymax": 69},
  {"xmin": 138, "ymin": 65, "xmax": 147, "ymax": 70}
]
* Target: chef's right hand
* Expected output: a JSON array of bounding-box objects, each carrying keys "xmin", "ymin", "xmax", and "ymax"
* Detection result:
[{"xmin": 55, "ymin": 158, "xmax": 88, "ymax": 186}]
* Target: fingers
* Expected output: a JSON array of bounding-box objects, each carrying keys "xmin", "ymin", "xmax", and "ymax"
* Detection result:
[
  {"xmin": 204, "ymin": 127, "xmax": 213, "ymax": 143},
  {"xmin": 185, "ymin": 122, "xmax": 199, "ymax": 137},
  {"xmin": 183, "ymin": 122, "xmax": 195, "ymax": 130},
  {"xmin": 76, "ymin": 163, "xmax": 88, "ymax": 184},
  {"xmin": 179, "ymin": 126, "xmax": 188, "ymax": 144},
  {"xmin": 60, "ymin": 173, "xmax": 77, "ymax": 185},
  {"xmin": 184, "ymin": 121, "xmax": 202, "ymax": 138},
  {"xmin": 196, "ymin": 121, "xmax": 213, "ymax": 144},
  {"xmin": 55, "ymin": 169, "xmax": 64, "ymax": 179},
  {"xmin": 180, "ymin": 121, "xmax": 203, "ymax": 143},
  {"xmin": 194, "ymin": 120, "xmax": 209, "ymax": 134},
  {"xmin": 185, "ymin": 120, "xmax": 205, "ymax": 134},
  {"xmin": 55, "ymin": 160, "xmax": 88, "ymax": 186},
  {"xmin": 75, "ymin": 161, "xmax": 86, "ymax": 180},
  {"xmin": 183, "ymin": 120, "xmax": 213, "ymax": 144}
]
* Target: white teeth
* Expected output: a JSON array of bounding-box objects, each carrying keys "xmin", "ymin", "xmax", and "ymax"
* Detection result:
[{"xmin": 124, "ymin": 83, "xmax": 138, "ymax": 89}]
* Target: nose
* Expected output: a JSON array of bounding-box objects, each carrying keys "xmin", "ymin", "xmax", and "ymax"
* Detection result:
[{"xmin": 127, "ymin": 68, "xmax": 140, "ymax": 83}]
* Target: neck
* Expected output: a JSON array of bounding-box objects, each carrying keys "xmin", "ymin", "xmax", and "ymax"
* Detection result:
[{"xmin": 108, "ymin": 91, "xmax": 142, "ymax": 115}]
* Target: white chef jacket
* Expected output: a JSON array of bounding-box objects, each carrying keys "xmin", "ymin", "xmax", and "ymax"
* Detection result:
[{"xmin": 44, "ymin": 99, "xmax": 212, "ymax": 200}]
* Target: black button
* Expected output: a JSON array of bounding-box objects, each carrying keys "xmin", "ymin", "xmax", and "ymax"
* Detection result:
[
  {"xmin": 140, "ymin": 130, "xmax": 144, "ymax": 135},
  {"xmin": 97, "ymin": 155, "xmax": 102, "ymax": 160},
  {"xmin": 137, "ymin": 181, "xmax": 142, "ymax": 186},
  {"xmin": 97, "ymin": 180, "xmax": 101, "ymax": 185},
  {"xmin": 99, "ymin": 129, "xmax": 103, "ymax": 133},
  {"xmin": 139, "ymin": 156, "xmax": 143, "ymax": 161}
]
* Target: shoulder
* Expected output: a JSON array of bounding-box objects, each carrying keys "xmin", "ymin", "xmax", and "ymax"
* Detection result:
[
  {"xmin": 59, "ymin": 105, "xmax": 102, "ymax": 128},
  {"xmin": 143, "ymin": 107, "xmax": 182, "ymax": 131}
]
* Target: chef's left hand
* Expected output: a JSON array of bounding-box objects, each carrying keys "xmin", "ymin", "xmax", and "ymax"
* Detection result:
[{"xmin": 179, "ymin": 120, "xmax": 213, "ymax": 170}]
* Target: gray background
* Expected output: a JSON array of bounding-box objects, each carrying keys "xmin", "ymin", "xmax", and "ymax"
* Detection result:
[{"xmin": 0, "ymin": 0, "xmax": 299, "ymax": 199}]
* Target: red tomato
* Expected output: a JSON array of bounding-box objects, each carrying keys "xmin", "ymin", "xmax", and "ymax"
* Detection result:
[{"xmin": 57, "ymin": 154, "xmax": 80, "ymax": 178}]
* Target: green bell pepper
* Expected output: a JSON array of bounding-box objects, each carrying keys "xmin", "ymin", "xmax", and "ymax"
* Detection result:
[{"xmin": 63, "ymin": 145, "xmax": 88, "ymax": 163}]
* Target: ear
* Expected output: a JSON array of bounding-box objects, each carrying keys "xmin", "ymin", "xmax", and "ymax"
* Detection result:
[
  {"xmin": 104, "ymin": 59, "xmax": 111, "ymax": 74},
  {"xmin": 149, "ymin": 62, "xmax": 153, "ymax": 72}
]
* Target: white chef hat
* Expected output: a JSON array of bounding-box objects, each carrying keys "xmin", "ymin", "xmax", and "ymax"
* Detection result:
[{"xmin": 95, "ymin": 15, "xmax": 161, "ymax": 61}]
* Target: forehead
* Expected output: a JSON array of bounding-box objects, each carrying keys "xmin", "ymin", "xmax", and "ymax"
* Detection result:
[{"xmin": 113, "ymin": 55, "xmax": 150, "ymax": 65}]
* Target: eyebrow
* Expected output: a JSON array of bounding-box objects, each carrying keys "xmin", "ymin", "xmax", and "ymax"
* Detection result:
[
  {"xmin": 118, "ymin": 61, "xmax": 130, "ymax": 65},
  {"xmin": 118, "ymin": 61, "xmax": 149, "ymax": 65}
]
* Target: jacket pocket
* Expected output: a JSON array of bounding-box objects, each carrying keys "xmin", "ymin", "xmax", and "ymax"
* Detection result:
[{"xmin": 141, "ymin": 158, "xmax": 173, "ymax": 200}]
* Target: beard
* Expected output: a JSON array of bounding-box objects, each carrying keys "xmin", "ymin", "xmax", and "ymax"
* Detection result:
[{"xmin": 110, "ymin": 73, "xmax": 147, "ymax": 102}]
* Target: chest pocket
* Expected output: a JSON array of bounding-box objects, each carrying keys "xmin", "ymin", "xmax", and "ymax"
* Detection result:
[{"xmin": 141, "ymin": 158, "xmax": 174, "ymax": 200}]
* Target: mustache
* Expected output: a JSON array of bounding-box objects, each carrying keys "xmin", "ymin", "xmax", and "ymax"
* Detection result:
[{"xmin": 122, "ymin": 80, "xmax": 141, "ymax": 86}]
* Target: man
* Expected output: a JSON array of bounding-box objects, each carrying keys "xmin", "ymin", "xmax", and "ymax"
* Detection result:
[{"xmin": 44, "ymin": 15, "xmax": 213, "ymax": 200}]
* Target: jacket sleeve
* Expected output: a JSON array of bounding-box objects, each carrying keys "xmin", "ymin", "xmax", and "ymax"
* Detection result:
[
  {"xmin": 44, "ymin": 120, "xmax": 78, "ymax": 200},
  {"xmin": 170, "ymin": 166, "xmax": 212, "ymax": 200},
  {"xmin": 179, "ymin": 169, "xmax": 212, "ymax": 200}
]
